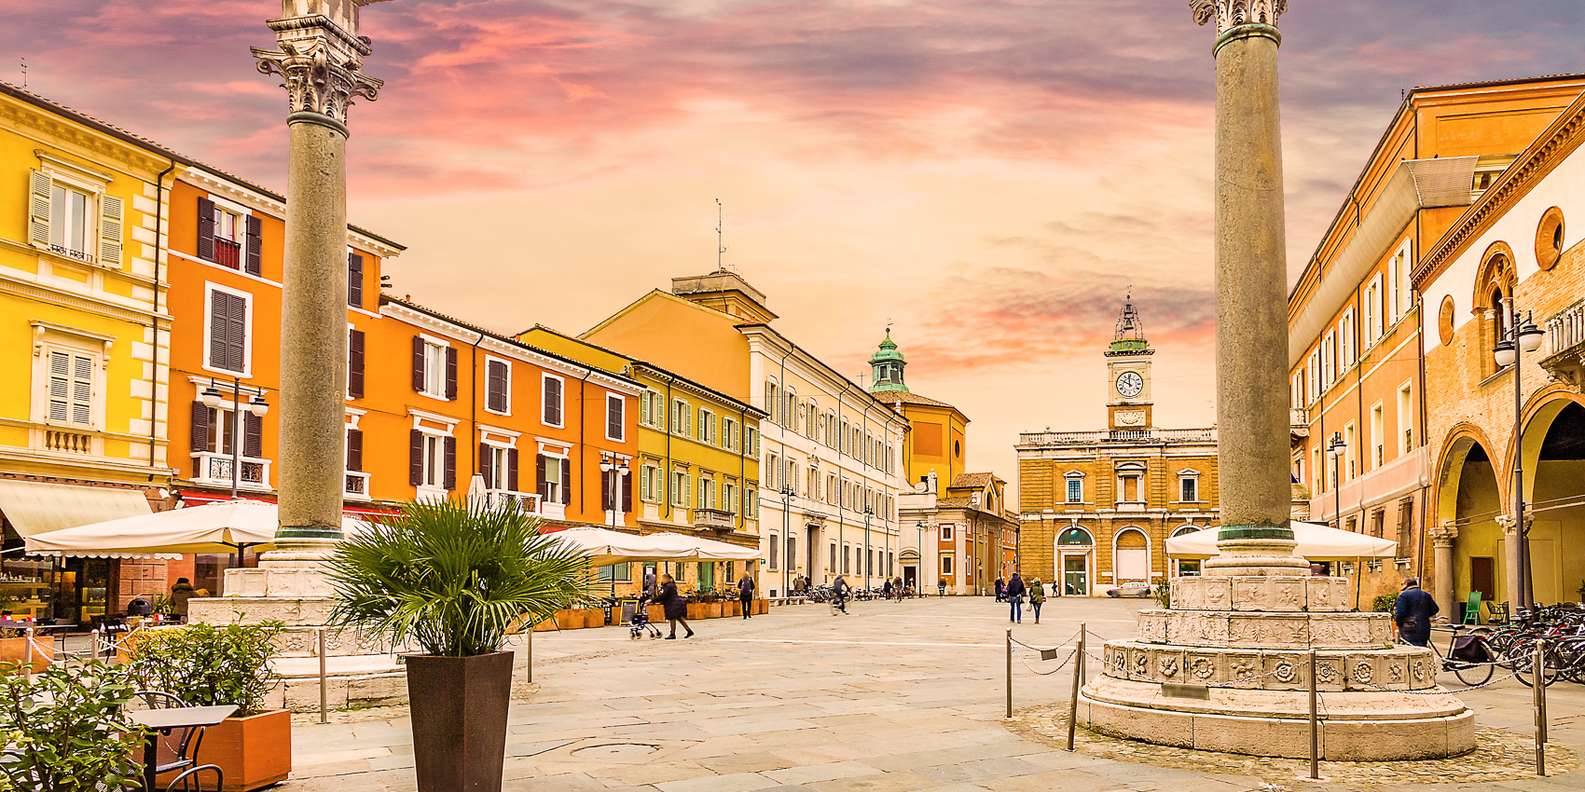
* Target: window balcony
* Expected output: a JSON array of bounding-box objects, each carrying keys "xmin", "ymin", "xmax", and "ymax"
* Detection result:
[
  {"xmin": 693, "ymin": 507, "xmax": 735, "ymax": 532},
  {"xmin": 1113, "ymin": 500, "xmax": 1147, "ymax": 513},
  {"xmin": 36, "ymin": 426, "xmax": 99, "ymax": 456},
  {"xmin": 540, "ymin": 499, "xmax": 567, "ymax": 521},
  {"xmin": 483, "ymin": 489, "xmax": 541, "ymax": 513},
  {"xmin": 1540, "ymin": 300, "xmax": 1584, "ymax": 389},
  {"xmin": 212, "ymin": 238, "xmax": 241, "ymax": 270},
  {"xmin": 191, "ymin": 451, "xmax": 270, "ymax": 491},
  {"xmin": 344, "ymin": 471, "xmax": 371, "ymax": 501}
]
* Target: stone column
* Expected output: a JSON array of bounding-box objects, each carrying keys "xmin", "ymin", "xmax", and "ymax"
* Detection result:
[
  {"xmin": 1497, "ymin": 514, "xmax": 1521, "ymax": 607},
  {"xmin": 253, "ymin": 0, "xmax": 386, "ymax": 551},
  {"xmin": 1430, "ymin": 522, "xmax": 1457, "ymax": 618},
  {"xmin": 1193, "ymin": 0, "xmax": 1307, "ymax": 576}
]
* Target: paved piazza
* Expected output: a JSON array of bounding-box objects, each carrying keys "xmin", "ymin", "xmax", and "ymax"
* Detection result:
[{"xmin": 290, "ymin": 597, "xmax": 1583, "ymax": 791}]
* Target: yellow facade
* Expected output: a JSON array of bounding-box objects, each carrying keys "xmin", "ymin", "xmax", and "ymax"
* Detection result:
[
  {"xmin": 885, "ymin": 396, "xmax": 967, "ymax": 488},
  {"xmin": 0, "ymin": 86, "xmax": 172, "ymax": 489},
  {"xmin": 519, "ymin": 326, "xmax": 765, "ymax": 594}
]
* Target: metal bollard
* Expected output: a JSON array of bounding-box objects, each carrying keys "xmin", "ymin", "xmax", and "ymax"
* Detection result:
[
  {"xmin": 23, "ymin": 627, "xmax": 33, "ymax": 679},
  {"xmin": 1067, "ymin": 623, "xmax": 1085, "ymax": 751},
  {"xmin": 525, "ymin": 628, "xmax": 533, "ymax": 684},
  {"xmin": 1534, "ymin": 639, "xmax": 1546, "ymax": 776},
  {"xmin": 1004, "ymin": 629, "xmax": 1013, "ymax": 719},
  {"xmin": 1308, "ymin": 649, "xmax": 1319, "ymax": 779},
  {"xmin": 317, "ymin": 628, "xmax": 328, "ymax": 724}
]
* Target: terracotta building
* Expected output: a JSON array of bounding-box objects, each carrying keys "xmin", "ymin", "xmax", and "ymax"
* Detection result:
[{"xmin": 1017, "ymin": 298, "xmax": 1219, "ymax": 596}]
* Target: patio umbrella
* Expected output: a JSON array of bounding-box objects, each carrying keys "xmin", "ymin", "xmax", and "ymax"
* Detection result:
[
  {"xmin": 545, "ymin": 526, "xmax": 694, "ymax": 567},
  {"xmin": 643, "ymin": 532, "xmax": 761, "ymax": 561},
  {"xmin": 24, "ymin": 499, "xmax": 366, "ymax": 563},
  {"xmin": 1164, "ymin": 521, "xmax": 1397, "ymax": 560}
]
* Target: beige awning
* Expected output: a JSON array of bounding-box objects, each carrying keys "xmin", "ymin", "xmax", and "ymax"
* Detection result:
[{"xmin": 0, "ymin": 479, "xmax": 152, "ymax": 538}]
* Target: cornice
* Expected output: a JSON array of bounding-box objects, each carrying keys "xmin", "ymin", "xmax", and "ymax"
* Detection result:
[
  {"xmin": 0, "ymin": 96, "xmax": 171, "ymax": 175},
  {"xmin": 0, "ymin": 266, "xmax": 169, "ymax": 325}
]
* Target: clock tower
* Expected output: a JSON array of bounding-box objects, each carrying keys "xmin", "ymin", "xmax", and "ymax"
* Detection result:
[{"xmin": 1105, "ymin": 294, "xmax": 1153, "ymax": 431}]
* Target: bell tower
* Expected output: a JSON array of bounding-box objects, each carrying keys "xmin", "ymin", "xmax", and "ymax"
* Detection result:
[{"xmin": 1105, "ymin": 293, "xmax": 1153, "ymax": 430}]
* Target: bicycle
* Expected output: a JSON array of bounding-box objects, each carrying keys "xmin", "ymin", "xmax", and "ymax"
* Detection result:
[{"xmin": 1427, "ymin": 624, "xmax": 1496, "ymax": 687}]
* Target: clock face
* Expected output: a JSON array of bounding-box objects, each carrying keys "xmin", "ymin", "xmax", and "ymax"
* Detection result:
[{"xmin": 1116, "ymin": 371, "xmax": 1144, "ymax": 399}]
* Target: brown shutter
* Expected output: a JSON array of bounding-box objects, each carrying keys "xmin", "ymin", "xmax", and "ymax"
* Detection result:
[
  {"xmin": 560, "ymin": 458, "xmax": 572, "ymax": 505},
  {"xmin": 508, "ymin": 448, "xmax": 520, "ymax": 492},
  {"xmin": 479, "ymin": 442, "xmax": 494, "ymax": 487},
  {"xmin": 347, "ymin": 253, "xmax": 364, "ymax": 308},
  {"xmin": 443, "ymin": 436, "xmax": 457, "ymax": 490},
  {"xmin": 445, "ymin": 347, "xmax": 458, "ymax": 400},
  {"xmin": 243, "ymin": 412, "xmax": 263, "ymax": 458},
  {"xmin": 190, "ymin": 401, "xmax": 210, "ymax": 453},
  {"xmin": 244, "ymin": 215, "xmax": 262, "ymax": 275},
  {"xmin": 348, "ymin": 329, "xmax": 365, "ymax": 399},
  {"xmin": 486, "ymin": 361, "xmax": 506, "ymax": 412},
  {"xmin": 347, "ymin": 429, "xmax": 364, "ymax": 472},
  {"xmin": 411, "ymin": 336, "xmax": 425, "ymax": 392},
  {"xmin": 197, "ymin": 197, "xmax": 215, "ymax": 261},
  {"xmin": 623, "ymin": 471, "xmax": 633, "ymax": 512},
  {"xmin": 536, "ymin": 453, "xmax": 548, "ymax": 499},
  {"xmin": 409, "ymin": 430, "xmax": 423, "ymax": 486},
  {"xmin": 601, "ymin": 468, "xmax": 611, "ymax": 511}
]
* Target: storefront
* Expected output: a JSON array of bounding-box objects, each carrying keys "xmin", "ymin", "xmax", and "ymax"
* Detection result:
[{"xmin": 0, "ymin": 479, "xmax": 155, "ymax": 625}]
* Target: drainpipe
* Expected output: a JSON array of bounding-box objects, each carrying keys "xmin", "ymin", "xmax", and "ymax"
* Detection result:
[
  {"xmin": 578, "ymin": 370, "xmax": 592, "ymax": 517},
  {"xmin": 148, "ymin": 162, "xmax": 175, "ymax": 477},
  {"xmin": 470, "ymin": 331, "xmax": 484, "ymax": 476},
  {"xmin": 664, "ymin": 375, "xmax": 674, "ymax": 520},
  {"xmin": 738, "ymin": 403, "xmax": 747, "ymax": 532}
]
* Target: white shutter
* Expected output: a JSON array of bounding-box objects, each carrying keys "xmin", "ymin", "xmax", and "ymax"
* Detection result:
[
  {"xmin": 28, "ymin": 170, "xmax": 51, "ymax": 247},
  {"xmin": 99, "ymin": 194, "xmax": 124, "ymax": 265},
  {"xmin": 72, "ymin": 354, "xmax": 93, "ymax": 425},
  {"xmin": 48, "ymin": 351, "xmax": 69, "ymax": 422}
]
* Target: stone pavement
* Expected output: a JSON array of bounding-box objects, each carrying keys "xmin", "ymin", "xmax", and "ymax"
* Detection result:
[{"xmin": 285, "ymin": 597, "xmax": 1584, "ymax": 791}]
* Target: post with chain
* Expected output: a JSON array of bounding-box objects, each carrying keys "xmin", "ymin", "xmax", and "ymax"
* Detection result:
[
  {"xmin": 1067, "ymin": 623, "xmax": 1085, "ymax": 751},
  {"xmin": 526, "ymin": 628, "xmax": 533, "ymax": 684},
  {"xmin": 317, "ymin": 628, "xmax": 328, "ymax": 724},
  {"xmin": 1308, "ymin": 649, "xmax": 1319, "ymax": 779},
  {"xmin": 1004, "ymin": 628, "xmax": 1013, "ymax": 719},
  {"xmin": 1533, "ymin": 639, "xmax": 1546, "ymax": 776},
  {"xmin": 23, "ymin": 627, "xmax": 33, "ymax": 680}
]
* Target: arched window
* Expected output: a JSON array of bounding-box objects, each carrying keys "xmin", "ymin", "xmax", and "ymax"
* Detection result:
[
  {"xmin": 1113, "ymin": 527, "xmax": 1150, "ymax": 582},
  {"xmin": 1057, "ymin": 526, "xmax": 1093, "ymax": 546},
  {"xmin": 1474, "ymin": 242, "xmax": 1517, "ymax": 374}
]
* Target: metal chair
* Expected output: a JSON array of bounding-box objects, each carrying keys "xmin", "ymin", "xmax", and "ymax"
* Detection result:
[
  {"xmin": 130, "ymin": 691, "xmax": 204, "ymax": 779},
  {"xmin": 165, "ymin": 764, "xmax": 223, "ymax": 792},
  {"xmin": 1487, "ymin": 601, "xmax": 1510, "ymax": 625}
]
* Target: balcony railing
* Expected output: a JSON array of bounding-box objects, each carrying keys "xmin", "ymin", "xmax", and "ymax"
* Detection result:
[
  {"xmin": 41, "ymin": 428, "xmax": 95, "ymax": 455},
  {"xmin": 344, "ymin": 471, "xmax": 371, "ymax": 500},
  {"xmin": 1541, "ymin": 300, "xmax": 1584, "ymax": 388},
  {"xmin": 1018, "ymin": 427, "xmax": 1215, "ymax": 447},
  {"xmin": 191, "ymin": 451, "xmax": 270, "ymax": 490},
  {"xmin": 212, "ymin": 238, "xmax": 241, "ymax": 270},
  {"xmin": 693, "ymin": 507, "xmax": 735, "ymax": 532},
  {"xmin": 484, "ymin": 489, "xmax": 541, "ymax": 513}
]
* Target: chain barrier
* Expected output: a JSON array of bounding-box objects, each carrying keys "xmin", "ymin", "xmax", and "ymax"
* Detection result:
[
  {"xmin": 1007, "ymin": 627, "xmax": 1081, "ymax": 656},
  {"xmin": 1021, "ymin": 647, "xmax": 1080, "ymax": 677}
]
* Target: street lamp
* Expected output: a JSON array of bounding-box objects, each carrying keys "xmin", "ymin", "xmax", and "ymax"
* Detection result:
[
  {"xmin": 200, "ymin": 379, "xmax": 269, "ymax": 499},
  {"xmin": 599, "ymin": 452, "xmax": 629, "ymax": 599},
  {"xmin": 780, "ymin": 486, "xmax": 794, "ymax": 599},
  {"xmin": 1494, "ymin": 306, "xmax": 1545, "ymax": 607},
  {"xmin": 1327, "ymin": 432, "xmax": 1345, "ymax": 531},
  {"xmin": 915, "ymin": 521, "xmax": 925, "ymax": 595},
  {"xmin": 863, "ymin": 505, "xmax": 874, "ymax": 592}
]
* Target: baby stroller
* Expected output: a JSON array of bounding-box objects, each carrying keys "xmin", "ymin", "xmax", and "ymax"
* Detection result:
[{"xmin": 630, "ymin": 596, "xmax": 663, "ymax": 639}]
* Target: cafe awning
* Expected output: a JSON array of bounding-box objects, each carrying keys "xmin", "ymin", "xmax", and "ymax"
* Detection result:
[
  {"xmin": 25, "ymin": 498, "xmax": 365, "ymax": 558},
  {"xmin": 0, "ymin": 479, "xmax": 152, "ymax": 540}
]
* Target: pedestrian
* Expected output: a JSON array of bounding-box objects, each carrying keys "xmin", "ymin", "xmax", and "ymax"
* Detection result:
[
  {"xmin": 643, "ymin": 568, "xmax": 657, "ymax": 599},
  {"xmin": 937, "ymin": 577, "xmax": 946, "ymax": 597},
  {"xmin": 994, "ymin": 576, "xmax": 1005, "ymax": 602},
  {"xmin": 737, "ymin": 572, "xmax": 756, "ymax": 619},
  {"xmin": 1027, "ymin": 576, "xmax": 1045, "ymax": 624},
  {"xmin": 831, "ymin": 574, "xmax": 851, "ymax": 614},
  {"xmin": 1005, "ymin": 572, "xmax": 1026, "ymax": 623},
  {"xmin": 655, "ymin": 573, "xmax": 693, "ymax": 639},
  {"xmin": 894, "ymin": 575, "xmax": 904, "ymax": 601},
  {"xmin": 883, "ymin": 578, "xmax": 894, "ymax": 600},
  {"xmin": 170, "ymin": 577, "xmax": 196, "ymax": 620},
  {"xmin": 1393, "ymin": 577, "xmax": 1438, "ymax": 647}
]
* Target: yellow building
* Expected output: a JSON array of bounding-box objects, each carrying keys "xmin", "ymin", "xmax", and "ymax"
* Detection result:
[
  {"xmin": 868, "ymin": 330, "xmax": 967, "ymax": 488},
  {"xmin": 0, "ymin": 82, "xmax": 175, "ymax": 622},
  {"xmin": 519, "ymin": 325, "xmax": 765, "ymax": 595}
]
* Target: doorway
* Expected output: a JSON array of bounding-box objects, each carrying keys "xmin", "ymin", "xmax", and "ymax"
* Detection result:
[{"xmin": 1062, "ymin": 554, "xmax": 1089, "ymax": 597}]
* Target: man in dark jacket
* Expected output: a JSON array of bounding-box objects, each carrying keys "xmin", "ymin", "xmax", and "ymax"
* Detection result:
[
  {"xmin": 737, "ymin": 573, "xmax": 755, "ymax": 620},
  {"xmin": 1005, "ymin": 572, "xmax": 1027, "ymax": 624},
  {"xmin": 1393, "ymin": 577, "xmax": 1439, "ymax": 647}
]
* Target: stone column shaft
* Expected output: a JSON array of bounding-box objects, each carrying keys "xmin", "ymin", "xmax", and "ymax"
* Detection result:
[{"xmin": 1432, "ymin": 534, "xmax": 1455, "ymax": 618}]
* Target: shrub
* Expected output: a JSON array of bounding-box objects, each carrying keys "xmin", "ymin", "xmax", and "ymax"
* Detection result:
[
  {"xmin": 0, "ymin": 661, "xmax": 147, "ymax": 792},
  {"xmin": 1372, "ymin": 593, "xmax": 1397, "ymax": 613},
  {"xmin": 128, "ymin": 620, "xmax": 284, "ymax": 715},
  {"xmin": 1153, "ymin": 584, "xmax": 1171, "ymax": 610},
  {"xmin": 328, "ymin": 500, "xmax": 591, "ymax": 657}
]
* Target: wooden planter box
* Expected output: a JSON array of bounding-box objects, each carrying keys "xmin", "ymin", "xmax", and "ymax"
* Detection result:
[
  {"xmin": 583, "ymin": 608, "xmax": 607, "ymax": 628},
  {"xmin": 647, "ymin": 604, "xmax": 665, "ymax": 623},
  {"xmin": 754, "ymin": 599, "xmax": 768, "ymax": 615},
  {"xmin": 0, "ymin": 636, "xmax": 52, "ymax": 673},
  {"xmin": 685, "ymin": 603, "xmax": 704, "ymax": 620},
  {"xmin": 727, "ymin": 600, "xmax": 742, "ymax": 617},
  {"xmin": 171, "ymin": 710, "xmax": 292, "ymax": 791}
]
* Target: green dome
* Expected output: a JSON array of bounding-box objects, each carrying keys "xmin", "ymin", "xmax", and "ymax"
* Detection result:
[
  {"xmin": 869, "ymin": 329, "xmax": 906, "ymax": 365},
  {"xmin": 869, "ymin": 328, "xmax": 908, "ymax": 393}
]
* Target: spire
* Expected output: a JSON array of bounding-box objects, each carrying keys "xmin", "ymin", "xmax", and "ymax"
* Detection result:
[
  {"xmin": 1108, "ymin": 290, "xmax": 1152, "ymax": 356},
  {"xmin": 868, "ymin": 326, "xmax": 908, "ymax": 392}
]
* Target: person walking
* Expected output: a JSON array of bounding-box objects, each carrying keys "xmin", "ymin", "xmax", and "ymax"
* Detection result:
[
  {"xmin": 883, "ymin": 578, "xmax": 894, "ymax": 600},
  {"xmin": 1393, "ymin": 577, "xmax": 1438, "ymax": 647},
  {"xmin": 1027, "ymin": 576, "xmax": 1045, "ymax": 624},
  {"xmin": 655, "ymin": 573, "xmax": 693, "ymax": 639},
  {"xmin": 1005, "ymin": 572, "xmax": 1026, "ymax": 624},
  {"xmin": 994, "ymin": 576, "xmax": 1005, "ymax": 602},
  {"xmin": 894, "ymin": 575, "xmax": 905, "ymax": 601},
  {"xmin": 737, "ymin": 572, "xmax": 755, "ymax": 620},
  {"xmin": 937, "ymin": 577, "xmax": 946, "ymax": 597}
]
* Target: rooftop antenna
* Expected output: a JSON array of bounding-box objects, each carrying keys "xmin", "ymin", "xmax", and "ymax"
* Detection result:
[
  {"xmin": 19, "ymin": 57, "xmax": 26, "ymax": 89},
  {"xmin": 714, "ymin": 198, "xmax": 729, "ymax": 273}
]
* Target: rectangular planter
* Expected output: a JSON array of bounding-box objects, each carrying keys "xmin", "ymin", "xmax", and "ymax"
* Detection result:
[
  {"xmin": 755, "ymin": 599, "xmax": 768, "ymax": 615},
  {"xmin": 0, "ymin": 636, "xmax": 52, "ymax": 673},
  {"xmin": 407, "ymin": 652, "xmax": 513, "ymax": 791},
  {"xmin": 647, "ymin": 604, "xmax": 665, "ymax": 623},
  {"xmin": 728, "ymin": 600, "xmax": 742, "ymax": 617},
  {"xmin": 583, "ymin": 608, "xmax": 607, "ymax": 628},
  {"xmin": 189, "ymin": 710, "xmax": 291, "ymax": 791},
  {"xmin": 685, "ymin": 603, "xmax": 704, "ymax": 620}
]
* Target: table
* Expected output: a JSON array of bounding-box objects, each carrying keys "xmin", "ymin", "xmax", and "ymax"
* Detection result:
[{"xmin": 129, "ymin": 704, "xmax": 235, "ymax": 791}]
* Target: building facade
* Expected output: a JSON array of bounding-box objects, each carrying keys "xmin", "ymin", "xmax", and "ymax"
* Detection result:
[
  {"xmin": 1416, "ymin": 87, "xmax": 1585, "ymax": 616},
  {"xmin": 583, "ymin": 269, "xmax": 909, "ymax": 598},
  {"xmin": 1017, "ymin": 299, "xmax": 1219, "ymax": 595},
  {"xmin": 1287, "ymin": 74, "xmax": 1585, "ymax": 606},
  {"xmin": 0, "ymin": 83, "xmax": 174, "ymax": 621}
]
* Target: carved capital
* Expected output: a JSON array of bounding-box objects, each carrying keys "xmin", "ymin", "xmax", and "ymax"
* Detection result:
[
  {"xmin": 1428, "ymin": 520, "xmax": 1458, "ymax": 544},
  {"xmin": 1190, "ymin": 0, "xmax": 1287, "ymax": 34},
  {"xmin": 253, "ymin": 3, "xmax": 386, "ymax": 132}
]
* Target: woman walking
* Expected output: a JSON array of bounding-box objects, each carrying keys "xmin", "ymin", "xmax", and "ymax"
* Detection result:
[
  {"xmin": 737, "ymin": 572, "xmax": 755, "ymax": 620},
  {"xmin": 655, "ymin": 573, "xmax": 693, "ymax": 639},
  {"xmin": 1027, "ymin": 576, "xmax": 1045, "ymax": 624},
  {"xmin": 1005, "ymin": 572, "xmax": 1026, "ymax": 624}
]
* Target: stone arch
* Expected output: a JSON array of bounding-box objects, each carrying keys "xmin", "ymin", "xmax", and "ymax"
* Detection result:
[
  {"xmin": 1431, "ymin": 424, "xmax": 1507, "ymax": 617},
  {"xmin": 1515, "ymin": 394, "xmax": 1585, "ymax": 603},
  {"xmin": 1113, "ymin": 526, "xmax": 1151, "ymax": 584},
  {"xmin": 1053, "ymin": 524, "xmax": 1094, "ymax": 597}
]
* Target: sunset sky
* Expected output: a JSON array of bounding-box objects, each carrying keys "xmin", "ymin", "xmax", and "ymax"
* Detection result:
[{"xmin": 7, "ymin": 1, "xmax": 1582, "ymax": 491}]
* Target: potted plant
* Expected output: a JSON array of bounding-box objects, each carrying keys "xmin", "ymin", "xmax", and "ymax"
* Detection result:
[
  {"xmin": 128, "ymin": 620, "xmax": 287, "ymax": 791},
  {"xmin": 328, "ymin": 500, "xmax": 588, "ymax": 792},
  {"xmin": 0, "ymin": 660, "xmax": 147, "ymax": 791}
]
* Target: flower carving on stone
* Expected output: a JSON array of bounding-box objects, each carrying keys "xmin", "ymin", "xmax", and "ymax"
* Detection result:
[
  {"xmin": 1190, "ymin": 657, "xmax": 1216, "ymax": 680},
  {"xmin": 1113, "ymin": 650, "xmax": 1128, "ymax": 676},
  {"xmin": 1190, "ymin": 0, "xmax": 1288, "ymax": 32},
  {"xmin": 1353, "ymin": 661, "xmax": 1374, "ymax": 684},
  {"xmin": 1133, "ymin": 653, "xmax": 1150, "ymax": 677},
  {"xmin": 1159, "ymin": 655, "xmax": 1181, "ymax": 678},
  {"xmin": 1411, "ymin": 659, "xmax": 1428, "ymax": 682},
  {"xmin": 1387, "ymin": 663, "xmax": 1404, "ymax": 683},
  {"xmin": 1317, "ymin": 661, "xmax": 1340, "ymax": 684},
  {"xmin": 1272, "ymin": 660, "xmax": 1298, "ymax": 684}
]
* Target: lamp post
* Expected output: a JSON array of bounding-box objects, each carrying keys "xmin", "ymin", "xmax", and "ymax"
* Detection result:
[
  {"xmin": 916, "ymin": 521, "xmax": 925, "ymax": 594},
  {"xmin": 1327, "ymin": 432, "xmax": 1345, "ymax": 530},
  {"xmin": 780, "ymin": 486, "xmax": 794, "ymax": 598},
  {"xmin": 599, "ymin": 452, "xmax": 629, "ymax": 599},
  {"xmin": 198, "ymin": 379, "xmax": 270, "ymax": 499},
  {"xmin": 1494, "ymin": 305, "xmax": 1545, "ymax": 608},
  {"xmin": 863, "ymin": 506, "xmax": 874, "ymax": 592}
]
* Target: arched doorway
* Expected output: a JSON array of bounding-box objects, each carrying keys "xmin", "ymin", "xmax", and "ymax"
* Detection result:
[
  {"xmin": 1520, "ymin": 399, "xmax": 1585, "ymax": 604},
  {"xmin": 1055, "ymin": 526, "xmax": 1093, "ymax": 596},
  {"xmin": 1437, "ymin": 434, "xmax": 1506, "ymax": 620},
  {"xmin": 1114, "ymin": 527, "xmax": 1151, "ymax": 585},
  {"xmin": 1170, "ymin": 524, "xmax": 1207, "ymax": 577}
]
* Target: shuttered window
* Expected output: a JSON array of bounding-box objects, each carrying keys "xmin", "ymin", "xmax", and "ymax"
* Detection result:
[
  {"xmin": 485, "ymin": 359, "xmax": 510, "ymax": 414},
  {"xmin": 347, "ymin": 252, "xmax": 364, "ymax": 307},
  {"xmin": 347, "ymin": 329, "xmax": 366, "ymax": 399},
  {"xmin": 46, "ymin": 350, "xmax": 95, "ymax": 426},
  {"xmin": 346, "ymin": 429, "xmax": 364, "ymax": 472},
  {"xmin": 542, "ymin": 375, "xmax": 564, "ymax": 427},
  {"xmin": 605, "ymin": 394, "xmax": 625, "ymax": 441},
  {"xmin": 206, "ymin": 287, "xmax": 249, "ymax": 373}
]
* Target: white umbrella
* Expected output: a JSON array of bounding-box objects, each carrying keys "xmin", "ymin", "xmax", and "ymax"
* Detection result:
[
  {"xmin": 1165, "ymin": 521, "xmax": 1397, "ymax": 560},
  {"xmin": 644, "ymin": 532, "xmax": 760, "ymax": 561},
  {"xmin": 25, "ymin": 499, "xmax": 366, "ymax": 560},
  {"xmin": 546, "ymin": 526, "xmax": 694, "ymax": 566}
]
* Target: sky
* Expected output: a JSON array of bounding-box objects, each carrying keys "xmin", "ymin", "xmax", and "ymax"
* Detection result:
[{"xmin": 6, "ymin": 1, "xmax": 1583, "ymax": 495}]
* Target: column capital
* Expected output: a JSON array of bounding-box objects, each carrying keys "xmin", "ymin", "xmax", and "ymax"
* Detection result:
[
  {"xmin": 253, "ymin": 1, "xmax": 388, "ymax": 134},
  {"xmin": 1429, "ymin": 520, "xmax": 1458, "ymax": 544},
  {"xmin": 1190, "ymin": 1, "xmax": 1286, "ymax": 51}
]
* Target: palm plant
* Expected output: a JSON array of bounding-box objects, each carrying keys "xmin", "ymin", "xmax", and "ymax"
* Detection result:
[{"xmin": 327, "ymin": 499, "xmax": 591, "ymax": 657}]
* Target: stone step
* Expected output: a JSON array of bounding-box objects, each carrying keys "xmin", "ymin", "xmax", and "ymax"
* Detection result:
[
  {"xmin": 1100, "ymin": 640, "xmax": 1441, "ymax": 691},
  {"xmin": 1135, "ymin": 608, "xmax": 1395, "ymax": 649},
  {"xmin": 1170, "ymin": 575, "xmax": 1353, "ymax": 613}
]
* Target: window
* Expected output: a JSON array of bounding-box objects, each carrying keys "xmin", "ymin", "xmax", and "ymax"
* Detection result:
[
  {"xmin": 538, "ymin": 453, "xmax": 570, "ymax": 504},
  {"xmin": 745, "ymin": 426, "xmax": 758, "ymax": 455},
  {"xmin": 485, "ymin": 358, "xmax": 510, "ymax": 415},
  {"xmin": 347, "ymin": 252, "xmax": 365, "ymax": 308},
  {"xmin": 786, "ymin": 460, "xmax": 796, "ymax": 495},
  {"xmin": 347, "ymin": 328, "xmax": 365, "ymax": 399},
  {"xmin": 698, "ymin": 408, "xmax": 713, "ymax": 444},
  {"xmin": 481, "ymin": 444, "xmax": 513, "ymax": 490},
  {"xmin": 1065, "ymin": 474, "xmax": 1084, "ymax": 504},
  {"xmin": 411, "ymin": 431, "xmax": 454, "ymax": 492},
  {"xmin": 49, "ymin": 182, "xmax": 92, "ymax": 258},
  {"xmin": 724, "ymin": 481, "xmax": 737, "ymax": 514},
  {"xmin": 843, "ymin": 545, "xmax": 851, "ymax": 574},
  {"xmin": 1179, "ymin": 474, "xmax": 1199, "ymax": 502},
  {"xmin": 1344, "ymin": 423, "xmax": 1357, "ymax": 480},
  {"xmin": 722, "ymin": 417, "xmax": 737, "ymax": 450},
  {"xmin": 830, "ymin": 543, "xmax": 838, "ymax": 571},
  {"xmin": 940, "ymin": 523, "xmax": 954, "ymax": 541},
  {"xmin": 1390, "ymin": 242, "xmax": 1412, "ymax": 322},
  {"xmin": 45, "ymin": 348, "xmax": 95, "ymax": 426},
  {"xmin": 1370, "ymin": 402, "xmax": 1384, "ymax": 469},
  {"xmin": 698, "ymin": 476, "xmax": 714, "ymax": 510},
  {"xmin": 672, "ymin": 399, "xmax": 690, "ymax": 435},
  {"xmin": 640, "ymin": 464, "xmax": 660, "ymax": 502},
  {"xmin": 412, "ymin": 337, "xmax": 454, "ymax": 400},
  {"xmin": 1339, "ymin": 309, "xmax": 1356, "ymax": 369},
  {"xmin": 542, "ymin": 374, "xmax": 564, "ymax": 427},
  {"xmin": 204, "ymin": 284, "xmax": 251, "ymax": 375},
  {"xmin": 671, "ymin": 469, "xmax": 688, "ymax": 507},
  {"xmin": 770, "ymin": 533, "xmax": 779, "ymax": 570},
  {"xmin": 745, "ymin": 487, "xmax": 757, "ymax": 518},
  {"xmin": 1395, "ymin": 497, "xmax": 1414, "ymax": 559},
  {"xmin": 1366, "ymin": 273, "xmax": 1384, "ymax": 345},
  {"xmin": 940, "ymin": 554, "xmax": 954, "ymax": 576},
  {"xmin": 764, "ymin": 380, "xmax": 778, "ymax": 422},
  {"xmin": 1397, "ymin": 382, "xmax": 1414, "ymax": 454},
  {"xmin": 606, "ymin": 394, "xmax": 625, "ymax": 442}
]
